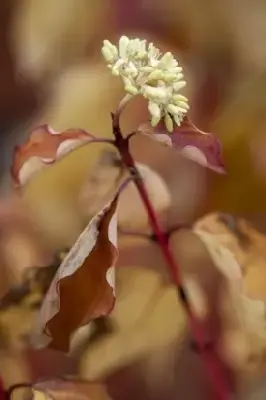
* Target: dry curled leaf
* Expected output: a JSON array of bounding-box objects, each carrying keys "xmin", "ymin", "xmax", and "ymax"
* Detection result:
[
  {"xmin": 138, "ymin": 116, "xmax": 225, "ymax": 174},
  {"xmin": 33, "ymin": 197, "xmax": 118, "ymax": 352}
]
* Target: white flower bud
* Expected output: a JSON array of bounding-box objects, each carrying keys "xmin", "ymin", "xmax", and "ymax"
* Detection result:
[
  {"xmin": 111, "ymin": 59, "xmax": 124, "ymax": 76},
  {"xmin": 174, "ymin": 113, "xmax": 183, "ymax": 126},
  {"xmin": 142, "ymin": 85, "xmax": 168, "ymax": 101},
  {"xmin": 139, "ymin": 66, "xmax": 154, "ymax": 73},
  {"xmin": 167, "ymin": 104, "xmax": 180, "ymax": 115},
  {"xmin": 159, "ymin": 52, "xmax": 177, "ymax": 69},
  {"xmin": 163, "ymin": 72, "xmax": 179, "ymax": 82},
  {"xmin": 103, "ymin": 40, "xmax": 118, "ymax": 59},
  {"xmin": 151, "ymin": 115, "xmax": 161, "ymax": 127},
  {"xmin": 169, "ymin": 66, "xmax": 183, "ymax": 74},
  {"xmin": 122, "ymin": 76, "xmax": 132, "ymax": 86},
  {"xmin": 130, "ymin": 39, "xmax": 141, "ymax": 55},
  {"xmin": 173, "ymin": 81, "xmax": 187, "ymax": 92},
  {"xmin": 140, "ymin": 40, "xmax": 147, "ymax": 51},
  {"xmin": 119, "ymin": 36, "xmax": 130, "ymax": 59},
  {"xmin": 148, "ymin": 69, "xmax": 165, "ymax": 81},
  {"xmin": 101, "ymin": 47, "xmax": 115, "ymax": 63},
  {"xmin": 177, "ymin": 101, "xmax": 190, "ymax": 110},
  {"xmin": 148, "ymin": 44, "xmax": 160, "ymax": 67},
  {"xmin": 125, "ymin": 62, "xmax": 138, "ymax": 77},
  {"xmin": 148, "ymin": 101, "xmax": 161, "ymax": 119},
  {"xmin": 148, "ymin": 43, "xmax": 160, "ymax": 58},
  {"xmin": 111, "ymin": 66, "xmax": 120, "ymax": 76},
  {"xmin": 136, "ymin": 40, "xmax": 147, "ymax": 58},
  {"xmin": 177, "ymin": 107, "xmax": 189, "ymax": 114},
  {"xmin": 122, "ymin": 76, "xmax": 138, "ymax": 95},
  {"xmin": 125, "ymin": 85, "xmax": 139, "ymax": 95},
  {"xmin": 176, "ymin": 73, "xmax": 184, "ymax": 81},
  {"xmin": 164, "ymin": 114, "xmax": 174, "ymax": 132},
  {"xmin": 172, "ymin": 94, "xmax": 188, "ymax": 103}
]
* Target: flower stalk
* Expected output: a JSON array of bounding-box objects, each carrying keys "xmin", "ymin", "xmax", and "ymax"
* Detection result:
[{"xmin": 111, "ymin": 109, "xmax": 232, "ymax": 400}]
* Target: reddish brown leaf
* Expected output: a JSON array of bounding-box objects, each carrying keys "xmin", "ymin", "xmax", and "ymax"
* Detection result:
[
  {"xmin": 138, "ymin": 116, "xmax": 225, "ymax": 174},
  {"xmin": 33, "ymin": 197, "xmax": 118, "ymax": 352},
  {"xmin": 11, "ymin": 124, "xmax": 94, "ymax": 187}
]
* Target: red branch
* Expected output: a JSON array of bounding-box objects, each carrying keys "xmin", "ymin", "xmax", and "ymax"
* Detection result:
[{"xmin": 112, "ymin": 113, "xmax": 232, "ymax": 400}]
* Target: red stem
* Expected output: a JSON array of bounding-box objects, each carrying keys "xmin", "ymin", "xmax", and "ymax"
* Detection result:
[
  {"xmin": 113, "ymin": 120, "xmax": 231, "ymax": 398},
  {"xmin": 0, "ymin": 378, "xmax": 6, "ymax": 400}
]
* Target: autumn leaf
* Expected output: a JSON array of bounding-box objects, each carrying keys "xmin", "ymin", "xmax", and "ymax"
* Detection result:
[
  {"xmin": 11, "ymin": 124, "xmax": 95, "ymax": 188},
  {"xmin": 11, "ymin": 124, "xmax": 117, "ymax": 248},
  {"xmin": 32, "ymin": 196, "xmax": 118, "ymax": 352},
  {"xmin": 192, "ymin": 213, "xmax": 266, "ymax": 375},
  {"xmin": 138, "ymin": 116, "xmax": 225, "ymax": 174}
]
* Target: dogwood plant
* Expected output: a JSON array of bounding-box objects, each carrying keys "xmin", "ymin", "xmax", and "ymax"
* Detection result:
[{"xmin": 10, "ymin": 36, "xmax": 230, "ymax": 400}]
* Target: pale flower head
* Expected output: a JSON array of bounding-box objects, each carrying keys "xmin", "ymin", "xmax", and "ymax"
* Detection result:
[{"xmin": 101, "ymin": 36, "xmax": 189, "ymax": 132}]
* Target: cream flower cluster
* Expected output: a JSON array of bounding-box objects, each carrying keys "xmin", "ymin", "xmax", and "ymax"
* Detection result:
[{"xmin": 101, "ymin": 36, "xmax": 189, "ymax": 132}]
